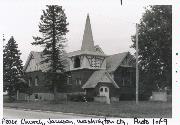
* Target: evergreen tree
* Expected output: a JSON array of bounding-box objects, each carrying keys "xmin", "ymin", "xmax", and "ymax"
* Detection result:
[
  {"xmin": 131, "ymin": 5, "xmax": 172, "ymax": 94},
  {"xmin": 3, "ymin": 36, "xmax": 24, "ymax": 98},
  {"xmin": 32, "ymin": 5, "xmax": 69, "ymax": 101}
]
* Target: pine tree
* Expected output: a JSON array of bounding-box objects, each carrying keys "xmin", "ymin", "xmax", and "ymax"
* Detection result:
[
  {"xmin": 3, "ymin": 36, "xmax": 24, "ymax": 98},
  {"xmin": 32, "ymin": 5, "xmax": 69, "ymax": 101},
  {"xmin": 131, "ymin": 5, "xmax": 172, "ymax": 94}
]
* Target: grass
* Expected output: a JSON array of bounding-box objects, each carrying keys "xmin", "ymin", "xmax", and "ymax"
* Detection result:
[{"xmin": 4, "ymin": 101, "xmax": 172, "ymax": 118}]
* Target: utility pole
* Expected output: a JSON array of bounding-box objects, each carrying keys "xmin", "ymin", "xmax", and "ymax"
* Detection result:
[{"xmin": 136, "ymin": 23, "xmax": 139, "ymax": 104}]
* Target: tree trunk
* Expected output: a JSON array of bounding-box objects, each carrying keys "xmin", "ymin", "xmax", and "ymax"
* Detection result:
[
  {"xmin": 16, "ymin": 90, "xmax": 19, "ymax": 101},
  {"xmin": 52, "ymin": 6, "xmax": 58, "ymax": 102},
  {"xmin": 53, "ymin": 83, "xmax": 58, "ymax": 102}
]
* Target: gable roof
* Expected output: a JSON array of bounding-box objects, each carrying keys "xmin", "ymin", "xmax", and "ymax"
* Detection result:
[
  {"xmin": 23, "ymin": 51, "xmax": 70, "ymax": 72},
  {"xmin": 23, "ymin": 51, "xmax": 44, "ymax": 72},
  {"xmin": 82, "ymin": 70, "xmax": 119, "ymax": 89},
  {"xmin": 106, "ymin": 52, "xmax": 129, "ymax": 72}
]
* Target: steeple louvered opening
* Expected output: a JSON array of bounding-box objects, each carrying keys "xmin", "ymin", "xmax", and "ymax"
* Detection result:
[{"xmin": 74, "ymin": 57, "xmax": 81, "ymax": 68}]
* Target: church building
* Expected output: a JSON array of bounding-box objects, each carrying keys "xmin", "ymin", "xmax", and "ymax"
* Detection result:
[{"xmin": 23, "ymin": 14, "xmax": 136, "ymax": 101}]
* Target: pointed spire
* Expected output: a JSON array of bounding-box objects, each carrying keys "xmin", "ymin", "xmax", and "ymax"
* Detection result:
[{"xmin": 81, "ymin": 14, "xmax": 95, "ymax": 51}]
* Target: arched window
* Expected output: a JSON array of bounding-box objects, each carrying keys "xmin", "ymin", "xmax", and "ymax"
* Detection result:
[
  {"xmin": 35, "ymin": 76, "xmax": 39, "ymax": 86},
  {"xmin": 74, "ymin": 57, "xmax": 80, "ymax": 68}
]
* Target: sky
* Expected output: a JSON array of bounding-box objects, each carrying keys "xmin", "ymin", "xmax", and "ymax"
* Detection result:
[{"xmin": 0, "ymin": 0, "xmax": 172, "ymax": 64}]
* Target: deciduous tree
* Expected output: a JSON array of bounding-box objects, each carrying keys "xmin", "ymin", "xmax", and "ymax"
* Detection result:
[{"xmin": 131, "ymin": 5, "xmax": 172, "ymax": 93}]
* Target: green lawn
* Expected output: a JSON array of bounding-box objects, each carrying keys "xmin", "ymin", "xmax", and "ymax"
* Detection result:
[{"xmin": 4, "ymin": 101, "xmax": 172, "ymax": 118}]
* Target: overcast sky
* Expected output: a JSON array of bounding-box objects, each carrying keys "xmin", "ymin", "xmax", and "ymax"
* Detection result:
[{"xmin": 0, "ymin": 0, "xmax": 172, "ymax": 64}]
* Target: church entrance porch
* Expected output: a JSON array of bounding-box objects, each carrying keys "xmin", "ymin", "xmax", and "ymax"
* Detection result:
[
  {"xmin": 85, "ymin": 82, "xmax": 118, "ymax": 104},
  {"xmin": 82, "ymin": 70, "xmax": 119, "ymax": 103}
]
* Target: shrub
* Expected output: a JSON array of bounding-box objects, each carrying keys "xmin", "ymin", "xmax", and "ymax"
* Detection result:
[{"xmin": 67, "ymin": 93, "xmax": 93, "ymax": 102}]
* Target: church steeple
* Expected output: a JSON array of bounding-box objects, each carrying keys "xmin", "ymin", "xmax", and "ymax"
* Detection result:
[
  {"xmin": 81, "ymin": 14, "xmax": 95, "ymax": 51},
  {"xmin": 68, "ymin": 14, "xmax": 107, "ymax": 71}
]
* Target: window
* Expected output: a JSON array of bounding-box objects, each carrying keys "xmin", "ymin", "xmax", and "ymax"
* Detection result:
[
  {"xmin": 129, "ymin": 71, "xmax": 133, "ymax": 86},
  {"xmin": 100, "ymin": 88, "xmax": 103, "ymax": 92},
  {"xmin": 105, "ymin": 88, "xmax": 108, "ymax": 92},
  {"xmin": 78, "ymin": 79, "xmax": 81, "ymax": 85},
  {"xmin": 74, "ymin": 57, "xmax": 80, "ymax": 68},
  {"xmin": 67, "ymin": 77, "xmax": 70, "ymax": 84},
  {"xmin": 75, "ymin": 78, "xmax": 81, "ymax": 85},
  {"xmin": 35, "ymin": 76, "xmax": 39, "ymax": 86},
  {"xmin": 122, "ymin": 78, "xmax": 125, "ymax": 86},
  {"xmin": 28, "ymin": 77, "xmax": 32, "ymax": 87},
  {"xmin": 66, "ymin": 76, "xmax": 72, "ymax": 85}
]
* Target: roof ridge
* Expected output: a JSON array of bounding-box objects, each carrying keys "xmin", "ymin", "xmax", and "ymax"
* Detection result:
[
  {"xmin": 107, "ymin": 51, "xmax": 129, "ymax": 57},
  {"xmin": 106, "ymin": 52, "xmax": 130, "ymax": 72},
  {"xmin": 30, "ymin": 51, "xmax": 42, "ymax": 53}
]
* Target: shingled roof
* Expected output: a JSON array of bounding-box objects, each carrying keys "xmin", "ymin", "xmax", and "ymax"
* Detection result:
[
  {"xmin": 106, "ymin": 52, "xmax": 129, "ymax": 72},
  {"xmin": 81, "ymin": 14, "xmax": 95, "ymax": 52},
  {"xmin": 23, "ymin": 51, "xmax": 46, "ymax": 72},
  {"xmin": 23, "ymin": 51, "xmax": 70, "ymax": 72},
  {"xmin": 82, "ymin": 70, "xmax": 119, "ymax": 89}
]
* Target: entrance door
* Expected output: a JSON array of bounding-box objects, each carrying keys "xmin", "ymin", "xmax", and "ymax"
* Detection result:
[{"xmin": 99, "ymin": 86, "xmax": 109, "ymax": 98}]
